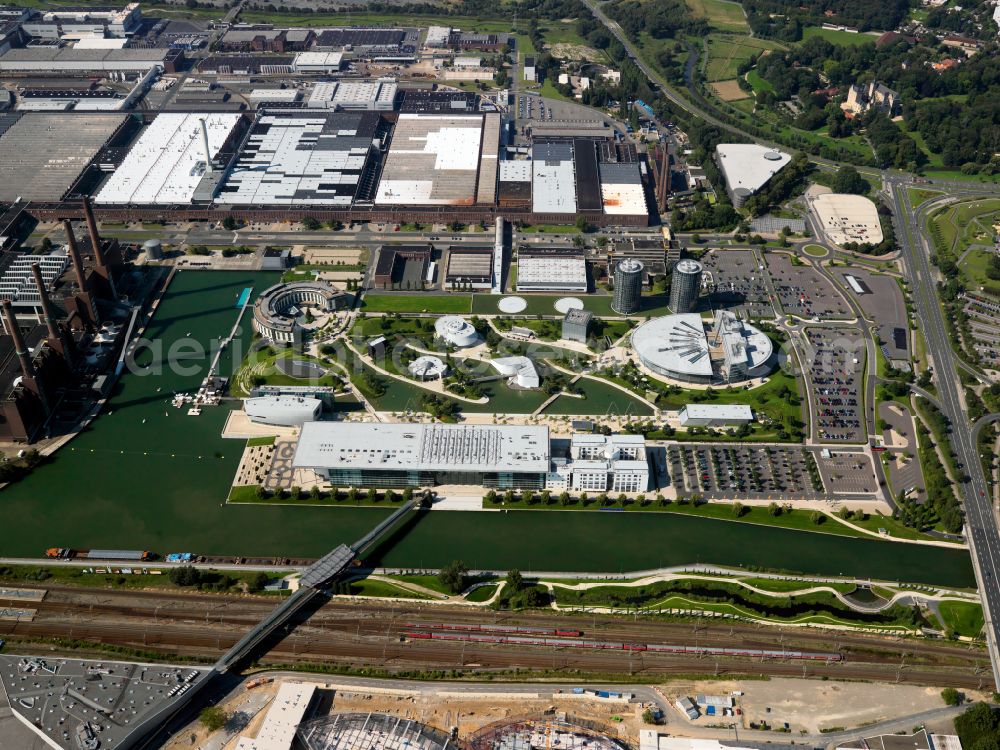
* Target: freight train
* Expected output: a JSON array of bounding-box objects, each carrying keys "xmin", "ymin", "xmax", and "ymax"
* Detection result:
[
  {"xmin": 405, "ymin": 622, "xmax": 583, "ymax": 637},
  {"xmin": 404, "ymin": 631, "xmax": 842, "ymax": 662}
]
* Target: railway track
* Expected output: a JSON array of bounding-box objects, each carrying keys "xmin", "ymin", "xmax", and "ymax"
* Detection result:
[{"xmin": 2, "ymin": 585, "xmax": 990, "ymax": 685}]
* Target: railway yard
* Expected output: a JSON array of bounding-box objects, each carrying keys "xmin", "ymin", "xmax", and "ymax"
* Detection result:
[{"xmin": 0, "ymin": 585, "xmax": 993, "ymax": 691}]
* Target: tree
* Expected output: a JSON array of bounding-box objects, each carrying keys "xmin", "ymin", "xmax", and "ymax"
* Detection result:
[
  {"xmin": 438, "ymin": 559, "xmax": 469, "ymax": 594},
  {"xmin": 302, "ymin": 217, "xmax": 321, "ymax": 230},
  {"xmin": 248, "ymin": 571, "xmax": 269, "ymax": 593},
  {"xmin": 810, "ymin": 510, "xmax": 824, "ymax": 525},
  {"xmin": 505, "ymin": 568, "xmax": 524, "ymax": 593},
  {"xmin": 733, "ymin": 502, "xmax": 746, "ymax": 517},
  {"xmin": 942, "ymin": 687, "xmax": 964, "ymax": 706},
  {"xmin": 830, "ymin": 166, "xmax": 869, "ymax": 195},
  {"xmin": 199, "ymin": 706, "xmax": 229, "ymax": 732},
  {"xmin": 767, "ymin": 501, "xmax": 782, "ymax": 517},
  {"xmin": 222, "ymin": 216, "xmax": 238, "ymax": 230},
  {"xmin": 642, "ymin": 708, "xmax": 659, "ymax": 725},
  {"xmin": 169, "ymin": 565, "xmax": 201, "ymax": 587}
]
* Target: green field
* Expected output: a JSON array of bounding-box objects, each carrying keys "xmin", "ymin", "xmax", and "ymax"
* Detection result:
[
  {"xmin": 938, "ymin": 600, "xmax": 985, "ymax": 638},
  {"xmin": 745, "ymin": 69, "xmax": 773, "ymax": 94},
  {"xmin": 803, "ymin": 244, "xmax": 828, "ymax": 257},
  {"xmin": 362, "ymin": 293, "xmax": 473, "ymax": 314},
  {"xmin": 472, "ymin": 293, "xmax": 672, "ymax": 317},
  {"xmin": 802, "ymin": 26, "xmax": 879, "ymax": 46},
  {"xmin": 685, "ymin": 0, "xmax": 748, "ymax": 32},
  {"xmin": 704, "ymin": 34, "xmax": 783, "ymax": 82}
]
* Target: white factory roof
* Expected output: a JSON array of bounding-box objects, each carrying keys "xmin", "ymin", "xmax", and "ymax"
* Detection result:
[
  {"xmin": 491, "ymin": 356, "xmax": 540, "ymax": 388},
  {"xmin": 500, "ymin": 160, "xmax": 531, "ymax": 182},
  {"xmin": 245, "ymin": 395, "xmax": 322, "ymax": 422},
  {"xmin": 218, "ymin": 113, "xmax": 374, "ymax": 206},
  {"xmin": 715, "ymin": 143, "xmax": 791, "ymax": 196},
  {"xmin": 632, "ymin": 313, "xmax": 714, "ymax": 378},
  {"xmin": 293, "ymin": 422, "xmax": 551, "ymax": 473},
  {"xmin": 812, "ymin": 192, "xmax": 883, "ymax": 246},
  {"xmin": 73, "ymin": 37, "xmax": 129, "ymax": 49},
  {"xmin": 679, "ymin": 403, "xmax": 753, "ymax": 420},
  {"xmin": 315, "ymin": 79, "xmax": 397, "ymax": 108},
  {"xmin": 249, "ymin": 88, "xmax": 300, "ymax": 102},
  {"xmin": 294, "ymin": 51, "xmax": 344, "ymax": 69},
  {"xmin": 95, "ymin": 113, "xmax": 242, "ymax": 205},
  {"xmin": 376, "ymin": 113, "xmax": 487, "ymax": 205},
  {"xmin": 601, "ymin": 182, "xmax": 646, "ymax": 215},
  {"xmin": 532, "ymin": 151, "xmax": 577, "ymax": 213},
  {"xmin": 517, "ymin": 254, "xmax": 587, "ymax": 291},
  {"xmin": 235, "ymin": 682, "xmax": 316, "ymax": 750},
  {"xmin": 425, "ymin": 25, "xmax": 451, "ymax": 46}
]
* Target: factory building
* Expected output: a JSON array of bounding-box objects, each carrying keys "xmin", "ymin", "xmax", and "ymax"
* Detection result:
[
  {"xmin": 547, "ymin": 433, "xmax": 648, "ymax": 493},
  {"xmin": 714, "ymin": 144, "xmax": 791, "ymax": 209},
  {"xmin": 516, "ymin": 248, "xmax": 587, "ymax": 293},
  {"xmin": 678, "ymin": 403, "xmax": 754, "ymax": 427},
  {"xmin": 21, "ymin": 3, "xmax": 142, "ymax": 41},
  {"xmin": 612, "ymin": 258, "xmax": 643, "ymax": 315},
  {"xmin": 217, "ymin": 112, "xmax": 381, "ymax": 207},
  {"xmin": 0, "ymin": 46, "xmax": 180, "ymax": 72},
  {"xmin": 293, "ymin": 422, "xmax": 551, "ymax": 489},
  {"xmin": 372, "ymin": 244, "xmax": 431, "ymax": 290},
  {"xmin": 292, "ymin": 51, "xmax": 344, "ymax": 73},
  {"xmin": 219, "ymin": 27, "xmax": 314, "ymax": 52},
  {"xmin": 669, "ymin": 259, "xmax": 702, "ymax": 314},
  {"xmin": 307, "ymin": 79, "xmax": 397, "ymax": 110},
  {"xmin": 445, "ymin": 246, "xmax": 493, "ymax": 290}
]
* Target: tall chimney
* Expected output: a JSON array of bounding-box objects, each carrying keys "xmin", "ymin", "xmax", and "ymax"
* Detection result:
[
  {"xmin": 31, "ymin": 264, "xmax": 59, "ymax": 342},
  {"xmin": 199, "ymin": 118, "xmax": 214, "ymax": 173},
  {"xmin": 63, "ymin": 219, "xmax": 98, "ymax": 325},
  {"xmin": 3, "ymin": 300, "xmax": 35, "ymax": 380},
  {"xmin": 81, "ymin": 195, "xmax": 107, "ymax": 268}
]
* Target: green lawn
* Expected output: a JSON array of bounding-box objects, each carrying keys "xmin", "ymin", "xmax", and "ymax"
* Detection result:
[
  {"xmin": 739, "ymin": 577, "xmax": 858, "ymax": 594},
  {"xmin": 246, "ymin": 436, "xmax": 276, "ymax": 447},
  {"xmin": 362, "ymin": 293, "xmax": 472, "ymax": 314},
  {"xmin": 465, "ymin": 583, "xmax": 500, "ymax": 602},
  {"xmin": 685, "ymin": 0, "xmax": 748, "ymax": 32},
  {"xmin": 938, "ymin": 600, "xmax": 984, "ymax": 638},
  {"xmin": 703, "ymin": 34, "xmax": 783, "ymax": 82},
  {"xmin": 471, "ymin": 293, "xmax": 672, "ymax": 317},
  {"xmin": 745, "ymin": 69, "xmax": 773, "ymax": 94},
  {"xmin": 803, "ymin": 244, "xmax": 828, "ymax": 257},
  {"xmin": 802, "ymin": 26, "xmax": 878, "ymax": 46},
  {"xmin": 960, "ymin": 248, "xmax": 1000, "ymax": 297},
  {"xmin": 347, "ymin": 578, "xmax": 432, "ymax": 600}
]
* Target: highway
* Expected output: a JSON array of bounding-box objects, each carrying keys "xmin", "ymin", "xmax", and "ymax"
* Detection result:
[{"xmin": 890, "ymin": 177, "xmax": 1000, "ymax": 688}]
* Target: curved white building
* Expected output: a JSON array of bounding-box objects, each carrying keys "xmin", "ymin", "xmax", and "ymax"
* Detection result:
[
  {"xmin": 434, "ymin": 315, "xmax": 481, "ymax": 348},
  {"xmin": 491, "ymin": 356, "xmax": 540, "ymax": 389},
  {"xmin": 245, "ymin": 395, "xmax": 322, "ymax": 427},
  {"xmin": 252, "ymin": 281, "xmax": 348, "ymax": 345},
  {"xmin": 407, "ymin": 355, "xmax": 448, "ymax": 380},
  {"xmin": 631, "ymin": 311, "xmax": 772, "ymax": 384}
]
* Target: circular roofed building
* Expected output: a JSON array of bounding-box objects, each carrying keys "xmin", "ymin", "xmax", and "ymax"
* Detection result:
[
  {"xmin": 434, "ymin": 315, "xmax": 481, "ymax": 348},
  {"xmin": 253, "ymin": 280, "xmax": 349, "ymax": 346},
  {"xmin": 631, "ymin": 310, "xmax": 773, "ymax": 384}
]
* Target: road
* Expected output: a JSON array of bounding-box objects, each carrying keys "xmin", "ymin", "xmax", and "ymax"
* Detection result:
[{"xmin": 890, "ymin": 176, "xmax": 1000, "ymax": 689}]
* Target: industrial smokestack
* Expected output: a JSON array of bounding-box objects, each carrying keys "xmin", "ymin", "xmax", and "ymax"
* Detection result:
[
  {"xmin": 63, "ymin": 219, "xmax": 98, "ymax": 325},
  {"xmin": 3, "ymin": 300, "xmax": 35, "ymax": 380},
  {"xmin": 31, "ymin": 264, "xmax": 59, "ymax": 342},
  {"xmin": 199, "ymin": 118, "xmax": 214, "ymax": 173},
  {"xmin": 81, "ymin": 195, "xmax": 107, "ymax": 268}
]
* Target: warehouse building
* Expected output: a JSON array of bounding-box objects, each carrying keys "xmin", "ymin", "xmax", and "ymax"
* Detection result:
[
  {"xmin": 532, "ymin": 141, "xmax": 576, "ymax": 214},
  {"xmin": 398, "ymin": 90, "xmax": 478, "ymax": 113},
  {"xmin": 498, "ymin": 160, "xmax": 531, "ymax": 207},
  {"xmin": 0, "ymin": 112, "xmax": 128, "ymax": 202},
  {"xmin": 714, "ymin": 144, "xmax": 791, "ymax": 208},
  {"xmin": 217, "ymin": 112, "xmax": 381, "ymax": 207},
  {"xmin": 547, "ymin": 433, "xmax": 648, "ymax": 492},
  {"xmin": 375, "ymin": 113, "xmax": 498, "ymax": 206},
  {"xmin": 599, "ymin": 161, "xmax": 646, "ymax": 216},
  {"xmin": 678, "ymin": 403, "xmax": 754, "ymax": 427},
  {"xmin": 95, "ymin": 113, "xmax": 244, "ymax": 205},
  {"xmin": 445, "ymin": 246, "xmax": 493, "ymax": 289},
  {"xmin": 292, "ymin": 50, "xmax": 344, "ymax": 73},
  {"xmin": 21, "ymin": 3, "xmax": 141, "ymax": 40},
  {"xmin": 293, "ymin": 422, "xmax": 551, "ymax": 489},
  {"xmin": 517, "ymin": 248, "xmax": 587, "ymax": 293},
  {"xmin": 313, "ymin": 27, "xmax": 418, "ymax": 60},
  {"xmin": 0, "ymin": 46, "xmax": 179, "ymax": 72},
  {"xmin": 306, "ymin": 79, "xmax": 397, "ymax": 110},
  {"xmin": 372, "ymin": 244, "xmax": 431, "ymax": 289}
]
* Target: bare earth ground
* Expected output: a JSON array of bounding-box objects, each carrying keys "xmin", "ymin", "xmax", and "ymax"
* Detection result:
[
  {"xmin": 710, "ymin": 79, "xmax": 748, "ymax": 101},
  {"xmin": 548, "ymin": 43, "xmax": 604, "ymax": 62}
]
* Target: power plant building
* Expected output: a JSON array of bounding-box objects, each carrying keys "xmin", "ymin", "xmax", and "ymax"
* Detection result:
[
  {"xmin": 293, "ymin": 422, "xmax": 552, "ymax": 489},
  {"xmin": 669, "ymin": 259, "xmax": 702, "ymax": 314},
  {"xmin": 612, "ymin": 258, "xmax": 643, "ymax": 315}
]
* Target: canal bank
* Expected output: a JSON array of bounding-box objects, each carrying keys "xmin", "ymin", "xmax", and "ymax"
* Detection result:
[{"xmin": 0, "ymin": 270, "xmax": 976, "ymax": 589}]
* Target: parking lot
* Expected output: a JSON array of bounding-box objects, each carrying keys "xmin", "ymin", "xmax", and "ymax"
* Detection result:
[
  {"xmin": 963, "ymin": 293, "xmax": 1000, "ymax": 370},
  {"xmin": 699, "ymin": 248, "xmax": 774, "ymax": 319},
  {"xmin": 766, "ymin": 253, "xmax": 852, "ymax": 320},
  {"xmin": 665, "ymin": 444, "xmax": 826, "ymax": 499},
  {"xmin": 814, "ymin": 449, "xmax": 879, "ymax": 494},
  {"xmin": 805, "ymin": 326, "xmax": 867, "ymax": 443},
  {"xmin": 835, "ymin": 268, "xmax": 910, "ymax": 363}
]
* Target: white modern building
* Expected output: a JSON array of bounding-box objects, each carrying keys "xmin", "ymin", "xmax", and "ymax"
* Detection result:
[
  {"xmin": 678, "ymin": 403, "xmax": 754, "ymax": 427},
  {"xmin": 714, "ymin": 144, "xmax": 791, "ymax": 208},
  {"xmin": 434, "ymin": 315, "xmax": 481, "ymax": 348},
  {"xmin": 516, "ymin": 249, "xmax": 588, "ymax": 293},
  {"xmin": 631, "ymin": 311, "xmax": 773, "ymax": 384},
  {"xmin": 548, "ymin": 433, "xmax": 648, "ymax": 492},
  {"xmin": 811, "ymin": 193, "xmax": 883, "ymax": 247},
  {"xmin": 292, "ymin": 51, "xmax": 344, "ymax": 73},
  {"xmin": 235, "ymin": 682, "xmax": 317, "ymax": 750},
  {"xmin": 245, "ymin": 396, "xmax": 322, "ymax": 427},
  {"xmin": 408, "ymin": 355, "xmax": 448, "ymax": 380},
  {"xmin": 293, "ymin": 422, "xmax": 551, "ymax": 489},
  {"xmin": 491, "ymin": 356, "xmax": 540, "ymax": 389}
]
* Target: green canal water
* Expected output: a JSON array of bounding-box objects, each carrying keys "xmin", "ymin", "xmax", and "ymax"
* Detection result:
[{"xmin": 0, "ymin": 270, "xmax": 976, "ymax": 588}]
